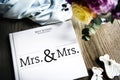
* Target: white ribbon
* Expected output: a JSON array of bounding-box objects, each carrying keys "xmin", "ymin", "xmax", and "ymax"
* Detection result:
[{"xmin": 0, "ymin": 0, "xmax": 72, "ymax": 25}]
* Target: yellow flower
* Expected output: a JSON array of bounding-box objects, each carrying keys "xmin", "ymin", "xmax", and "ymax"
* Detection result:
[{"xmin": 72, "ymin": 3, "xmax": 96, "ymax": 24}]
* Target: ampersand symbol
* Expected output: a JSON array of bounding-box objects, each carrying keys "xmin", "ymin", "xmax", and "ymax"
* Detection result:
[{"xmin": 44, "ymin": 49, "xmax": 57, "ymax": 62}]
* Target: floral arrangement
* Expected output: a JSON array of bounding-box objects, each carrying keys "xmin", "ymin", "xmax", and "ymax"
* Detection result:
[{"xmin": 66, "ymin": 0, "xmax": 120, "ymax": 41}]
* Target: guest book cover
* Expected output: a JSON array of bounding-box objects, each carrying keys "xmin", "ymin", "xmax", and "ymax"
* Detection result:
[{"xmin": 9, "ymin": 21, "xmax": 88, "ymax": 80}]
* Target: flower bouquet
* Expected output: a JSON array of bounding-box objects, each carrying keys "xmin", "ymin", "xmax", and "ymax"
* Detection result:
[{"xmin": 66, "ymin": 0, "xmax": 120, "ymax": 41}]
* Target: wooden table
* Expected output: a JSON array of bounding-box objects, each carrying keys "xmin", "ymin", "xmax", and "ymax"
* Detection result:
[{"xmin": 0, "ymin": 17, "xmax": 120, "ymax": 80}]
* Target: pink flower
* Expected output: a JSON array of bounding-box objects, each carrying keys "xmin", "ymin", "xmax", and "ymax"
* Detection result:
[
  {"xmin": 112, "ymin": 1, "xmax": 120, "ymax": 19},
  {"xmin": 85, "ymin": 0, "xmax": 118, "ymax": 14}
]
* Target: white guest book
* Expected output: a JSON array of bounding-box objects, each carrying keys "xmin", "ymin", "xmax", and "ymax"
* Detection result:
[{"xmin": 9, "ymin": 20, "xmax": 88, "ymax": 80}]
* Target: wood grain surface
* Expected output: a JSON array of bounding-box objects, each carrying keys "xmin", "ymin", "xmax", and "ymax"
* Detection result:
[
  {"xmin": 0, "ymin": 17, "xmax": 120, "ymax": 80},
  {"xmin": 72, "ymin": 16, "xmax": 120, "ymax": 80}
]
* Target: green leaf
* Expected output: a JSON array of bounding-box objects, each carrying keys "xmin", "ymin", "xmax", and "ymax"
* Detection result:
[
  {"xmin": 92, "ymin": 23, "xmax": 101, "ymax": 29},
  {"xmin": 93, "ymin": 16, "xmax": 102, "ymax": 25},
  {"xmin": 82, "ymin": 28, "xmax": 89, "ymax": 35},
  {"xmin": 105, "ymin": 15, "xmax": 115, "ymax": 23},
  {"xmin": 89, "ymin": 27, "xmax": 96, "ymax": 34},
  {"xmin": 82, "ymin": 35, "xmax": 91, "ymax": 41},
  {"xmin": 109, "ymin": 15, "xmax": 114, "ymax": 24}
]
